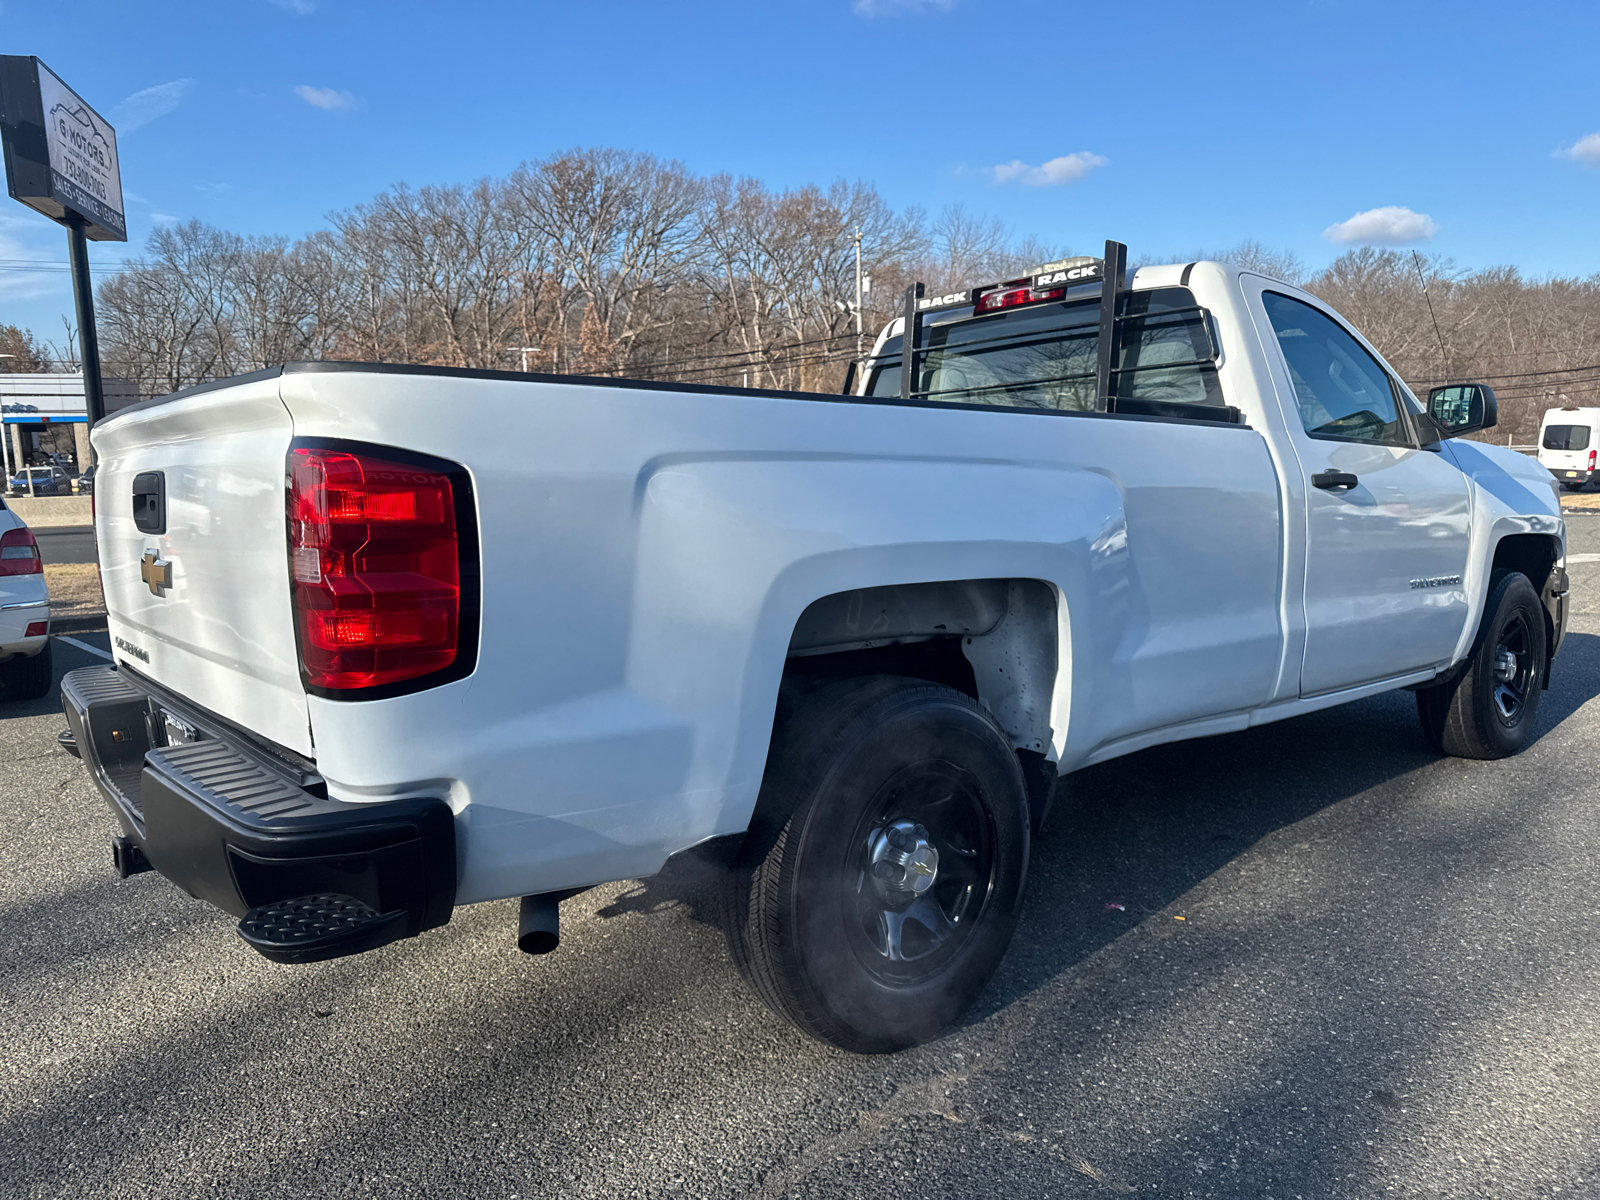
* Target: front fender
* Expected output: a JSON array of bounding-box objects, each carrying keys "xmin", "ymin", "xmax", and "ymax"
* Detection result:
[{"xmin": 1445, "ymin": 439, "xmax": 1565, "ymax": 664}]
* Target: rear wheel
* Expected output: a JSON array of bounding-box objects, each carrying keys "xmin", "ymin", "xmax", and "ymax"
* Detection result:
[
  {"xmin": 1417, "ymin": 571, "xmax": 1546, "ymax": 759},
  {"xmin": 0, "ymin": 642, "xmax": 54, "ymax": 702},
  {"xmin": 1561, "ymin": 481, "xmax": 1585, "ymax": 492},
  {"xmin": 727, "ymin": 675, "xmax": 1031, "ymax": 1053}
]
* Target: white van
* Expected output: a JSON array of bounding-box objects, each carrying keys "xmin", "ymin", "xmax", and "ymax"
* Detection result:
[{"xmin": 1538, "ymin": 407, "xmax": 1600, "ymax": 490}]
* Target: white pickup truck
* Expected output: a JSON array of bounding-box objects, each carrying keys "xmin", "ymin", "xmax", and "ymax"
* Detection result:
[{"xmin": 59, "ymin": 244, "xmax": 1568, "ymax": 1052}]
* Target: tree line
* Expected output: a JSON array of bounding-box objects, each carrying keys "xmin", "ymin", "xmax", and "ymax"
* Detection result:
[
  {"xmin": 87, "ymin": 147, "xmax": 1042, "ymax": 401},
  {"xmin": 10, "ymin": 146, "xmax": 1599, "ymax": 443}
]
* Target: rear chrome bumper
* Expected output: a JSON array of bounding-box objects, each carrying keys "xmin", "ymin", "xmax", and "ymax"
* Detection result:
[
  {"xmin": 0, "ymin": 599, "xmax": 49, "ymax": 652},
  {"xmin": 60, "ymin": 664, "xmax": 456, "ymax": 962}
]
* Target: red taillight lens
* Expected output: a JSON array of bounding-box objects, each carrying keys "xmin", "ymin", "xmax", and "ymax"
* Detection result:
[
  {"xmin": 0, "ymin": 527, "xmax": 43, "ymax": 576},
  {"xmin": 288, "ymin": 446, "xmax": 462, "ymax": 691},
  {"xmin": 24, "ymin": 620, "xmax": 47, "ymax": 637},
  {"xmin": 973, "ymin": 284, "xmax": 1065, "ymax": 314},
  {"xmin": 1589, "ymin": 450, "xmax": 1596, "ymax": 469}
]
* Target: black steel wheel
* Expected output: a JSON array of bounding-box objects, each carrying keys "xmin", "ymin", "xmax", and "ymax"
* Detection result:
[
  {"xmin": 727, "ymin": 675, "xmax": 1031, "ymax": 1053},
  {"xmin": 1417, "ymin": 571, "xmax": 1547, "ymax": 759}
]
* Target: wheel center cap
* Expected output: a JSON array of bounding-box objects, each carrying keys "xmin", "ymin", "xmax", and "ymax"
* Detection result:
[
  {"xmin": 869, "ymin": 822, "xmax": 940, "ymax": 898},
  {"xmin": 1493, "ymin": 647, "xmax": 1518, "ymax": 683}
]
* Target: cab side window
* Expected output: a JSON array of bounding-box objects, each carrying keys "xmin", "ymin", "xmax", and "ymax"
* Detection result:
[{"xmin": 1262, "ymin": 293, "xmax": 1411, "ymax": 446}]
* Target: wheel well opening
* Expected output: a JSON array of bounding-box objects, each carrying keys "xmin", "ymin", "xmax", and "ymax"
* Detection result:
[
  {"xmin": 783, "ymin": 637, "xmax": 979, "ymax": 698},
  {"xmin": 1490, "ymin": 533, "xmax": 1562, "ymax": 677},
  {"xmin": 1491, "ymin": 533, "xmax": 1558, "ymax": 587},
  {"xmin": 779, "ymin": 578, "xmax": 1062, "ymax": 832}
]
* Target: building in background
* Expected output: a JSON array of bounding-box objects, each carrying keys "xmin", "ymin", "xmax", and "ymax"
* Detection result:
[{"xmin": 1, "ymin": 373, "xmax": 139, "ymax": 476}]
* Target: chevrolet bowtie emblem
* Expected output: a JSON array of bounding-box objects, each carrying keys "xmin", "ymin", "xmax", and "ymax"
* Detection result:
[{"xmin": 140, "ymin": 549, "xmax": 173, "ymax": 597}]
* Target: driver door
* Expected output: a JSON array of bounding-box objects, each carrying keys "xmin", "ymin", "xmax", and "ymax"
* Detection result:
[{"xmin": 1247, "ymin": 284, "xmax": 1472, "ymax": 696}]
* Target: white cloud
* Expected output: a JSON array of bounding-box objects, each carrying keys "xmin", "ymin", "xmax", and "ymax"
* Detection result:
[
  {"xmin": 1322, "ymin": 205, "xmax": 1438, "ymax": 245},
  {"xmin": 852, "ymin": 0, "xmax": 952, "ymax": 15},
  {"xmin": 991, "ymin": 152, "xmax": 1107, "ymax": 187},
  {"xmin": 110, "ymin": 79, "xmax": 195, "ymax": 133},
  {"xmin": 150, "ymin": 213, "xmax": 182, "ymax": 224},
  {"xmin": 269, "ymin": 0, "xmax": 316, "ymax": 12},
  {"xmin": 294, "ymin": 85, "xmax": 358, "ymax": 111},
  {"xmin": 1556, "ymin": 132, "xmax": 1600, "ymax": 167}
]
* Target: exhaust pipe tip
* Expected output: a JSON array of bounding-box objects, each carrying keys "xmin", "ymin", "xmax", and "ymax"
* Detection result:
[
  {"xmin": 517, "ymin": 892, "xmax": 562, "ymax": 955},
  {"xmin": 516, "ymin": 888, "xmax": 588, "ymax": 955}
]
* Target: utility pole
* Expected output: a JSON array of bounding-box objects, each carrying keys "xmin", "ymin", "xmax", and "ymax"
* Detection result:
[
  {"xmin": 509, "ymin": 346, "xmax": 541, "ymax": 373},
  {"xmin": 854, "ymin": 228, "xmax": 864, "ymax": 362}
]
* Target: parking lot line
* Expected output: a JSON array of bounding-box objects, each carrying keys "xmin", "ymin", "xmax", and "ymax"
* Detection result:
[{"xmin": 55, "ymin": 634, "xmax": 111, "ymax": 661}]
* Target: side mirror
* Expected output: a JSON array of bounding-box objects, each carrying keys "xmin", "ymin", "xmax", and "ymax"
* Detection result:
[{"xmin": 1427, "ymin": 383, "xmax": 1498, "ymax": 438}]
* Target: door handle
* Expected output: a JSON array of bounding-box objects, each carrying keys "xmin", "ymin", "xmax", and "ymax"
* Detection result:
[{"xmin": 1312, "ymin": 471, "xmax": 1359, "ymax": 491}]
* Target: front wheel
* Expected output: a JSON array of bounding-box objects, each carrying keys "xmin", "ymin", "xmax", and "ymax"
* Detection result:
[
  {"xmin": 727, "ymin": 676, "xmax": 1031, "ymax": 1053},
  {"xmin": 1417, "ymin": 571, "xmax": 1547, "ymax": 759}
]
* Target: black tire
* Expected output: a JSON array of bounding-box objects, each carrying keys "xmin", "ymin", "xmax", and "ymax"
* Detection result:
[
  {"xmin": 727, "ymin": 675, "xmax": 1031, "ymax": 1053},
  {"xmin": 1417, "ymin": 571, "xmax": 1546, "ymax": 759},
  {"xmin": 0, "ymin": 641, "xmax": 54, "ymax": 702},
  {"xmin": 1561, "ymin": 482, "xmax": 1585, "ymax": 492}
]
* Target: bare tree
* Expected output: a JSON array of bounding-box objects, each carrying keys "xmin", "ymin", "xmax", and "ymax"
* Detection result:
[{"xmin": 0, "ymin": 324, "xmax": 51, "ymax": 372}]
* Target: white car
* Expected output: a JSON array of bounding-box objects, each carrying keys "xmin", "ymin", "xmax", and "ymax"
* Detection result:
[
  {"xmin": 1537, "ymin": 405, "xmax": 1600, "ymax": 490},
  {"xmin": 59, "ymin": 244, "xmax": 1567, "ymax": 1052},
  {"xmin": 0, "ymin": 501, "xmax": 52, "ymax": 699}
]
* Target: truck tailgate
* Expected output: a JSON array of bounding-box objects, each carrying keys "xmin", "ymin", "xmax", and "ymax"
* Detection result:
[{"xmin": 93, "ymin": 374, "xmax": 312, "ymax": 757}]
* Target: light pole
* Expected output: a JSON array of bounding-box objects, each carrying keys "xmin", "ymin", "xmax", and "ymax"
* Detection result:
[
  {"xmin": 509, "ymin": 346, "xmax": 542, "ymax": 374},
  {"xmin": 0, "ymin": 353, "xmax": 12, "ymax": 485}
]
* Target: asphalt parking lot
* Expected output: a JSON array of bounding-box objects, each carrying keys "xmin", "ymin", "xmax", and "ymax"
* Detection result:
[
  {"xmin": 3, "ymin": 522, "xmax": 1599, "ymax": 1200},
  {"xmin": 30, "ymin": 525, "xmax": 96, "ymax": 566}
]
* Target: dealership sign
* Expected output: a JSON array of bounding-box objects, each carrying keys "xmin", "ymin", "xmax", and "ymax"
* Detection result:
[{"xmin": 0, "ymin": 56, "xmax": 125, "ymax": 241}]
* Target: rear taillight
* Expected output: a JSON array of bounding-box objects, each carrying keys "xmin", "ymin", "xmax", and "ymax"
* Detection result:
[
  {"xmin": 24, "ymin": 620, "xmax": 47, "ymax": 637},
  {"xmin": 1589, "ymin": 450, "xmax": 1596, "ymax": 470},
  {"xmin": 288, "ymin": 445, "xmax": 463, "ymax": 691},
  {"xmin": 0, "ymin": 527, "xmax": 42, "ymax": 576}
]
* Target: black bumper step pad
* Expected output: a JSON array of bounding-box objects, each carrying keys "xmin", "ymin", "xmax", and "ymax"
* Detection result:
[
  {"xmin": 148, "ymin": 741, "xmax": 314, "ymax": 823},
  {"xmin": 238, "ymin": 893, "xmax": 408, "ymax": 964}
]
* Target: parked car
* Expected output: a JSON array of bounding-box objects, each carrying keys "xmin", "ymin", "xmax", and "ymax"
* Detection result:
[
  {"xmin": 1538, "ymin": 405, "xmax": 1600, "ymax": 490},
  {"xmin": 59, "ymin": 243, "xmax": 1567, "ymax": 1052},
  {"xmin": 76, "ymin": 464, "xmax": 95, "ymax": 496},
  {"xmin": 0, "ymin": 500, "xmax": 52, "ymax": 699},
  {"xmin": 7, "ymin": 465, "xmax": 72, "ymax": 496}
]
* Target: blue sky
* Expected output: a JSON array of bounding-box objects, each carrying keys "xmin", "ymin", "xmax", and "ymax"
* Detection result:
[{"xmin": 3, "ymin": 0, "xmax": 1598, "ymax": 344}]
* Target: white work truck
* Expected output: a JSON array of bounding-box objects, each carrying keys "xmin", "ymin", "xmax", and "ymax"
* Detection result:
[{"xmin": 59, "ymin": 243, "xmax": 1568, "ymax": 1052}]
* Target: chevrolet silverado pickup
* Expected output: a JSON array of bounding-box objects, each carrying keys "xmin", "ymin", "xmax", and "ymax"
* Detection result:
[{"xmin": 58, "ymin": 242, "xmax": 1568, "ymax": 1052}]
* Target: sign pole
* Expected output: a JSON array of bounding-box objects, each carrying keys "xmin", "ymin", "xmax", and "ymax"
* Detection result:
[
  {"xmin": 1, "ymin": 54, "xmax": 126, "ymax": 460},
  {"xmin": 65, "ymin": 213, "xmax": 105, "ymax": 428}
]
